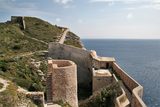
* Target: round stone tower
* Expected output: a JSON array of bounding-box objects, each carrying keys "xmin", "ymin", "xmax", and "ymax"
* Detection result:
[{"xmin": 47, "ymin": 60, "xmax": 78, "ymax": 107}]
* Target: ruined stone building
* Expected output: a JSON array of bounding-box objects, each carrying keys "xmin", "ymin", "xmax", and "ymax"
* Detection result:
[
  {"xmin": 47, "ymin": 60, "xmax": 78, "ymax": 107},
  {"xmin": 47, "ymin": 42, "xmax": 147, "ymax": 107}
]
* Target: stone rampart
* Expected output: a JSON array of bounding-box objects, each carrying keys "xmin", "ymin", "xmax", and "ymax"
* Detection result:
[
  {"xmin": 48, "ymin": 43, "xmax": 92, "ymax": 87},
  {"xmin": 47, "ymin": 60, "xmax": 78, "ymax": 107},
  {"xmin": 48, "ymin": 43, "xmax": 146, "ymax": 107},
  {"xmin": 113, "ymin": 74, "xmax": 130, "ymax": 107},
  {"xmin": 90, "ymin": 51, "xmax": 130, "ymax": 107},
  {"xmin": 132, "ymin": 86, "xmax": 146, "ymax": 107},
  {"xmin": 90, "ymin": 50, "xmax": 115, "ymax": 69},
  {"xmin": 90, "ymin": 51, "xmax": 146, "ymax": 107},
  {"xmin": 112, "ymin": 62, "xmax": 147, "ymax": 107}
]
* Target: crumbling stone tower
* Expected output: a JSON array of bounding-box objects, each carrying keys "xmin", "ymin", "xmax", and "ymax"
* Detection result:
[
  {"xmin": 47, "ymin": 60, "xmax": 78, "ymax": 107},
  {"xmin": 11, "ymin": 16, "xmax": 26, "ymax": 30}
]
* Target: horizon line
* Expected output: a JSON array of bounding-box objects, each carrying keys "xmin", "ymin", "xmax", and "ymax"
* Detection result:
[{"xmin": 81, "ymin": 38, "xmax": 160, "ymax": 40}]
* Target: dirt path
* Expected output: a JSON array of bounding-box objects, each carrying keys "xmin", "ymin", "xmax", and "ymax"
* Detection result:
[
  {"xmin": 0, "ymin": 78, "xmax": 9, "ymax": 92},
  {"xmin": 59, "ymin": 29, "xmax": 69, "ymax": 44},
  {"xmin": 25, "ymin": 35, "xmax": 48, "ymax": 45},
  {"xmin": 20, "ymin": 31, "xmax": 48, "ymax": 45},
  {"xmin": 4, "ymin": 50, "xmax": 48, "ymax": 60}
]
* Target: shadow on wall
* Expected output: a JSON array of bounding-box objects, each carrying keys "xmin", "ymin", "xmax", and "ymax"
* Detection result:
[{"xmin": 48, "ymin": 43, "xmax": 93, "ymax": 99}]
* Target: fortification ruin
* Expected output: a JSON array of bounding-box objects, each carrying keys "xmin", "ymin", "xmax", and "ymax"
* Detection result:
[
  {"xmin": 48, "ymin": 42, "xmax": 147, "ymax": 107},
  {"xmin": 92, "ymin": 69, "xmax": 112, "ymax": 93},
  {"xmin": 11, "ymin": 16, "xmax": 26, "ymax": 30},
  {"xmin": 47, "ymin": 60, "xmax": 78, "ymax": 107}
]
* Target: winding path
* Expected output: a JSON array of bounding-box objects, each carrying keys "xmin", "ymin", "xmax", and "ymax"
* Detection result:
[
  {"xmin": 0, "ymin": 78, "xmax": 9, "ymax": 92},
  {"xmin": 25, "ymin": 35, "xmax": 48, "ymax": 45},
  {"xmin": 59, "ymin": 28, "xmax": 69, "ymax": 44},
  {"xmin": 4, "ymin": 50, "xmax": 48, "ymax": 60}
]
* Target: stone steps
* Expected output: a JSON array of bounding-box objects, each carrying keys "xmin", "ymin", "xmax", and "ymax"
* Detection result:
[
  {"xmin": 46, "ymin": 72, "xmax": 53, "ymax": 102},
  {"xmin": 119, "ymin": 81, "xmax": 132, "ymax": 107}
]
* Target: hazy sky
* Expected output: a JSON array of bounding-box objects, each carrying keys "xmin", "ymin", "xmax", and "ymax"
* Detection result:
[{"xmin": 0, "ymin": 0, "xmax": 160, "ymax": 39}]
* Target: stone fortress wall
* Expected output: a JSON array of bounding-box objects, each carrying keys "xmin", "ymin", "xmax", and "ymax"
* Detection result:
[
  {"xmin": 48, "ymin": 42, "xmax": 92, "ymax": 87},
  {"xmin": 112, "ymin": 74, "xmax": 130, "ymax": 107},
  {"xmin": 91, "ymin": 50, "xmax": 130, "ymax": 107},
  {"xmin": 48, "ymin": 42, "xmax": 147, "ymax": 107},
  {"xmin": 6, "ymin": 16, "xmax": 146, "ymax": 107},
  {"xmin": 91, "ymin": 50, "xmax": 147, "ymax": 107},
  {"xmin": 112, "ymin": 63, "xmax": 147, "ymax": 107}
]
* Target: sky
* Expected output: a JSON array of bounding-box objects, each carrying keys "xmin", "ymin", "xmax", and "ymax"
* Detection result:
[{"xmin": 0, "ymin": 0, "xmax": 160, "ymax": 39}]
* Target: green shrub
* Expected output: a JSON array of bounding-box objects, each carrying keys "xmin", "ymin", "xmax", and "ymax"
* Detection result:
[
  {"xmin": 12, "ymin": 44, "xmax": 21, "ymax": 50},
  {"xmin": 29, "ymin": 82, "xmax": 44, "ymax": 91},
  {"xmin": 0, "ymin": 61, "xmax": 7, "ymax": 72},
  {"xmin": 55, "ymin": 100, "xmax": 72, "ymax": 107},
  {"xmin": 14, "ymin": 78, "xmax": 32, "ymax": 90},
  {"xmin": 79, "ymin": 82, "xmax": 122, "ymax": 107},
  {"xmin": 0, "ymin": 83, "xmax": 37, "ymax": 107}
]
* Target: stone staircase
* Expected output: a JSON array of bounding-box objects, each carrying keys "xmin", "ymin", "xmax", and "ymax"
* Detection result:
[
  {"xmin": 46, "ymin": 71, "xmax": 53, "ymax": 103},
  {"xmin": 118, "ymin": 81, "xmax": 132, "ymax": 107}
]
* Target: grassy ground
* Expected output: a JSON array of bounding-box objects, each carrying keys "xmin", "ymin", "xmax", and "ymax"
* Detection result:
[
  {"xmin": 24, "ymin": 17, "xmax": 63, "ymax": 42},
  {"xmin": 0, "ymin": 17, "xmax": 83, "ymax": 92},
  {"xmin": 0, "ymin": 82, "xmax": 36, "ymax": 107},
  {"xmin": 64, "ymin": 32, "xmax": 83, "ymax": 48},
  {"xmin": 0, "ymin": 53, "xmax": 47, "ymax": 91},
  {"xmin": 0, "ymin": 20, "xmax": 48, "ymax": 92},
  {"xmin": 0, "ymin": 16, "xmax": 83, "ymax": 106},
  {"xmin": 0, "ymin": 22, "xmax": 47, "ymax": 59}
]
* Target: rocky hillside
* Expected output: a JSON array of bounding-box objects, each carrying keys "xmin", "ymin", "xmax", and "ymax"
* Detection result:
[
  {"xmin": 64, "ymin": 32, "xmax": 84, "ymax": 48},
  {"xmin": 0, "ymin": 76, "xmax": 37, "ymax": 107},
  {"xmin": 0, "ymin": 16, "xmax": 83, "ymax": 107}
]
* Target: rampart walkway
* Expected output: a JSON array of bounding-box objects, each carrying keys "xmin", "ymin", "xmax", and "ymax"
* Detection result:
[
  {"xmin": 59, "ymin": 28, "xmax": 69, "ymax": 44},
  {"xmin": 119, "ymin": 81, "xmax": 132, "ymax": 104}
]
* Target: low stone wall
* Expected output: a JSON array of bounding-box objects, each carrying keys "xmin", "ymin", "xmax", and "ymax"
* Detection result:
[
  {"xmin": 90, "ymin": 50, "xmax": 115, "ymax": 69},
  {"xmin": 112, "ymin": 62, "xmax": 147, "ymax": 107},
  {"xmin": 48, "ymin": 43, "xmax": 92, "ymax": 87},
  {"xmin": 132, "ymin": 86, "xmax": 146, "ymax": 107},
  {"xmin": 113, "ymin": 74, "xmax": 130, "ymax": 107},
  {"xmin": 26, "ymin": 92, "xmax": 45, "ymax": 106},
  {"xmin": 112, "ymin": 62, "xmax": 138, "ymax": 91}
]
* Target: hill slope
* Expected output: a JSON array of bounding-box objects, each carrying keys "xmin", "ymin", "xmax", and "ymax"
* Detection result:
[{"xmin": 0, "ymin": 16, "xmax": 83, "ymax": 106}]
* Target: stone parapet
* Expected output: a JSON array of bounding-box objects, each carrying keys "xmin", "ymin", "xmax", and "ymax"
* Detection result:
[
  {"xmin": 112, "ymin": 62, "xmax": 147, "ymax": 107},
  {"xmin": 113, "ymin": 74, "xmax": 130, "ymax": 107},
  {"xmin": 132, "ymin": 86, "xmax": 146, "ymax": 107},
  {"xmin": 90, "ymin": 50, "xmax": 115, "ymax": 69}
]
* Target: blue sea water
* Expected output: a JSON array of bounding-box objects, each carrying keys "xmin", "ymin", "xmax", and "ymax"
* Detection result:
[{"xmin": 82, "ymin": 39, "xmax": 160, "ymax": 107}]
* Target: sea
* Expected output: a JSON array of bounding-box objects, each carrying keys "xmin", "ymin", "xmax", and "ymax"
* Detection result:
[{"xmin": 82, "ymin": 39, "xmax": 160, "ymax": 107}]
